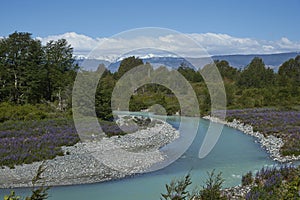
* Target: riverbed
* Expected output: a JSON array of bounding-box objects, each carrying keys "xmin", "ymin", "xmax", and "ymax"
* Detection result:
[{"xmin": 0, "ymin": 114, "xmax": 278, "ymax": 199}]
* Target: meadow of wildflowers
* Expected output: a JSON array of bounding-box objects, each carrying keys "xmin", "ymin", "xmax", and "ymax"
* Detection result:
[
  {"xmin": 0, "ymin": 119, "xmax": 79, "ymax": 168},
  {"xmin": 0, "ymin": 117, "xmax": 137, "ymax": 168},
  {"xmin": 244, "ymin": 165, "xmax": 300, "ymax": 199},
  {"xmin": 222, "ymin": 108, "xmax": 300, "ymax": 156}
]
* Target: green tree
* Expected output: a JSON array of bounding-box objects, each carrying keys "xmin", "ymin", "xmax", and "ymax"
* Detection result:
[
  {"xmin": 214, "ymin": 60, "xmax": 239, "ymax": 82},
  {"xmin": 177, "ymin": 63, "xmax": 202, "ymax": 83},
  {"xmin": 238, "ymin": 57, "xmax": 275, "ymax": 88},
  {"xmin": 43, "ymin": 39, "xmax": 78, "ymax": 110},
  {"xmin": 278, "ymin": 56, "xmax": 300, "ymax": 99},
  {"xmin": 0, "ymin": 32, "xmax": 44, "ymax": 104},
  {"xmin": 114, "ymin": 56, "xmax": 143, "ymax": 79},
  {"xmin": 278, "ymin": 55, "xmax": 300, "ymax": 87},
  {"xmin": 95, "ymin": 72, "xmax": 115, "ymax": 120}
]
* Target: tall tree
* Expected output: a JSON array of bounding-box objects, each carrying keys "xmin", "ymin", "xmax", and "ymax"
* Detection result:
[
  {"xmin": 278, "ymin": 55, "xmax": 300, "ymax": 87},
  {"xmin": 277, "ymin": 56, "xmax": 300, "ymax": 97},
  {"xmin": 44, "ymin": 39, "xmax": 77, "ymax": 109},
  {"xmin": 214, "ymin": 60, "xmax": 240, "ymax": 82},
  {"xmin": 177, "ymin": 62, "xmax": 202, "ymax": 83},
  {"xmin": 238, "ymin": 57, "xmax": 275, "ymax": 88},
  {"xmin": 0, "ymin": 32, "xmax": 44, "ymax": 103},
  {"xmin": 95, "ymin": 72, "xmax": 116, "ymax": 120},
  {"xmin": 114, "ymin": 56, "xmax": 143, "ymax": 79}
]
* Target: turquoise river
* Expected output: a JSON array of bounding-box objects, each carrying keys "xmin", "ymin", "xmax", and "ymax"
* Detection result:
[{"xmin": 1, "ymin": 114, "xmax": 278, "ymax": 199}]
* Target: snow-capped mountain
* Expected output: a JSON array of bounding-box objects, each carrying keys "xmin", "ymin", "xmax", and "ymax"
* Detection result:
[{"xmin": 75, "ymin": 52, "xmax": 300, "ymax": 72}]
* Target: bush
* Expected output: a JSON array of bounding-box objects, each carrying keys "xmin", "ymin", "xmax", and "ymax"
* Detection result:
[
  {"xmin": 198, "ymin": 170, "xmax": 227, "ymax": 200},
  {"xmin": 161, "ymin": 174, "xmax": 192, "ymax": 200},
  {"xmin": 161, "ymin": 170, "xmax": 228, "ymax": 200},
  {"xmin": 0, "ymin": 103, "xmax": 69, "ymax": 122}
]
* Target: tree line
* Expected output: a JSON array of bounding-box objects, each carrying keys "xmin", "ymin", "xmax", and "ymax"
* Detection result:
[
  {"xmin": 96, "ymin": 55, "xmax": 300, "ymax": 119},
  {"xmin": 1, "ymin": 32, "xmax": 300, "ymax": 121},
  {"xmin": 0, "ymin": 32, "xmax": 78, "ymax": 110}
]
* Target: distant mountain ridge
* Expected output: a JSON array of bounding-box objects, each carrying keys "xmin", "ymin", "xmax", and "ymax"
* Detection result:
[
  {"xmin": 212, "ymin": 52, "xmax": 300, "ymax": 71},
  {"xmin": 76, "ymin": 52, "xmax": 300, "ymax": 72}
]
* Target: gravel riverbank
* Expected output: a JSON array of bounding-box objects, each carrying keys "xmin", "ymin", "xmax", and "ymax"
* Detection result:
[
  {"xmin": 0, "ymin": 116, "xmax": 179, "ymax": 188},
  {"xmin": 203, "ymin": 116, "xmax": 300, "ymax": 163}
]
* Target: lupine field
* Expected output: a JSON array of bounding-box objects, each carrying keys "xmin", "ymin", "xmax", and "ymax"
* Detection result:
[
  {"xmin": 0, "ymin": 118, "xmax": 128, "ymax": 168},
  {"xmin": 0, "ymin": 119, "xmax": 79, "ymax": 168},
  {"xmin": 243, "ymin": 165, "xmax": 300, "ymax": 199},
  {"xmin": 222, "ymin": 108, "xmax": 300, "ymax": 156}
]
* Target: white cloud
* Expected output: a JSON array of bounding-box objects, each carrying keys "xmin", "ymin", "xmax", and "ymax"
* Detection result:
[
  {"xmin": 35, "ymin": 32, "xmax": 300, "ymax": 61},
  {"xmin": 37, "ymin": 32, "xmax": 107, "ymax": 55},
  {"xmin": 280, "ymin": 37, "xmax": 292, "ymax": 45}
]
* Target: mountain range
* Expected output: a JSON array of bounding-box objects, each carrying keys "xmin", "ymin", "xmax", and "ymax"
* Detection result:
[{"xmin": 76, "ymin": 52, "xmax": 300, "ymax": 72}]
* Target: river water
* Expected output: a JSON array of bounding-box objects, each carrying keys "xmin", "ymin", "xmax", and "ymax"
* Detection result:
[{"xmin": 1, "ymin": 114, "xmax": 277, "ymax": 199}]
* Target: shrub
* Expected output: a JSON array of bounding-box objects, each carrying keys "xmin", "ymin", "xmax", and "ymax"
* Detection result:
[
  {"xmin": 161, "ymin": 174, "xmax": 192, "ymax": 200},
  {"xmin": 0, "ymin": 103, "xmax": 69, "ymax": 122},
  {"xmin": 161, "ymin": 170, "xmax": 228, "ymax": 200},
  {"xmin": 198, "ymin": 170, "xmax": 227, "ymax": 200}
]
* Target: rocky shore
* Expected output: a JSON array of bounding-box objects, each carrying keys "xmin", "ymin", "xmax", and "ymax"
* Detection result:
[
  {"xmin": 0, "ymin": 116, "xmax": 179, "ymax": 188},
  {"xmin": 222, "ymin": 185, "xmax": 252, "ymax": 200},
  {"xmin": 203, "ymin": 116, "xmax": 300, "ymax": 163}
]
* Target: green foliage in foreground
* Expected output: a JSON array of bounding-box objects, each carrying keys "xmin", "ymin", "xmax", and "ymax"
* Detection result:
[
  {"xmin": 161, "ymin": 170, "xmax": 227, "ymax": 200},
  {"xmin": 161, "ymin": 166, "xmax": 300, "ymax": 200},
  {"xmin": 161, "ymin": 174, "xmax": 192, "ymax": 200},
  {"xmin": 4, "ymin": 166, "xmax": 300, "ymax": 200},
  {"xmin": 4, "ymin": 164, "xmax": 49, "ymax": 200}
]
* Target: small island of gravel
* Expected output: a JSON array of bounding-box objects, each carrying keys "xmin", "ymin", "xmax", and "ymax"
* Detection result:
[{"xmin": 0, "ymin": 115, "xmax": 179, "ymax": 188}]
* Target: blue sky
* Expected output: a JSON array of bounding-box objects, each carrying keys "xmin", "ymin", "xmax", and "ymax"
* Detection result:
[
  {"xmin": 1, "ymin": 0, "xmax": 299, "ymax": 40},
  {"xmin": 1, "ymin": 0, "xmax": 299, "ymax": 57}
]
